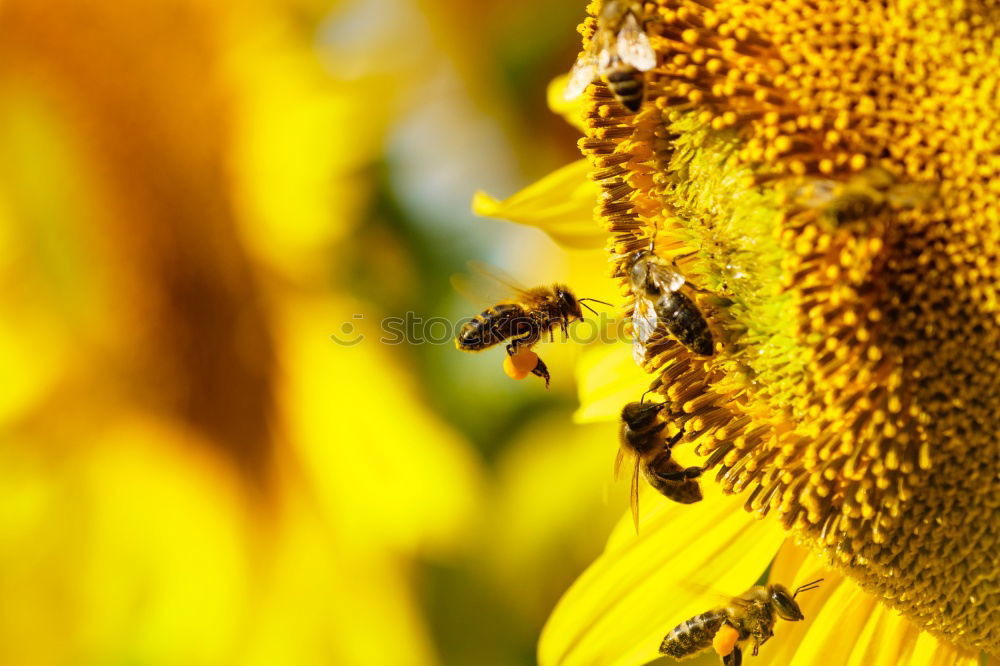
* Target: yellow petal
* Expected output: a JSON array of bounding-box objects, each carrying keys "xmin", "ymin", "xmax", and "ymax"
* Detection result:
[
  {"xmin": 484, "ymin": 415, "xmax": 627, "ymax": 623},
  {"xmin": 472, "ymin": 159, "xmax": 605, "ymax": 249},
  {"xmin": 906, "ymin": 629, "xmax": 981, "ymax": 666},
  {"xmin": 547, "ymin": 74, "xmax": 589, "ymax": 133},
  {"xmin": 782, "ymin": 578, "xmax": 877, "ymax": 665},
  {"xmin": 574, "ymin": 343, "xmax": 652, "ymax": 424},
  {"xmin": 538, "ymin": 482, "xmax": 787, "ymax": 666}
]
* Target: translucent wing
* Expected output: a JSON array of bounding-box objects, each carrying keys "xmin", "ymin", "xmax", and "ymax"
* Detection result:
[
  {"xmin": 617, "ymin": 12, "xmax": 656, "ymax": 71},
  {"xmin": 450, "ymin": 272, "xmax": 510, "ymax": 307},
  {"xmin": 451, "ymin": 260, "xmax": 529, "ymax": 306},
  {"xmin": 564, "ymin": 52, "xmax": 598, "ymax": 100},
  {"xmin": 614, "ymin": 447, "xmax": 628, "ymax": 480},
  {"xmin": 631, "ymin": 297, "xmax": 658, "ymax": 365},
  {"xmin": 676, "ymin": 578, "xmax": 747, "ymax": 608},
  {"xmin": 790, "ymin": 178, "xmax": 838, "ymax": 209},
  {"xmin": 886, "ymin": 182, "xmax": 935, "ymax": 209},
  {"xmin": 630, "ymin": 456, "xmax": 642, "ymax": 533},
  {"xmin": 645, "ymin": 258, "xmax": 686, "ymax": 293},
  {"xmin": 469, "ymin": 259, "xmax": 533, "ymax": 295}
]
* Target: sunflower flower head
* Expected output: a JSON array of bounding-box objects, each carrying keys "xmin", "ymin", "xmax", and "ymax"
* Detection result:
[{"xmin": 572, "ymin": 0, "xmax": 999, "ymax": 655}]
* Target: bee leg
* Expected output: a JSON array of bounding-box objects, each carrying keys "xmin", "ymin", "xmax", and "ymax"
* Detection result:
[
  {"xmin": 506, "ymin": 331, "xmax": 538, "ymax": 356},
  {"xmin": 530, "ymin": 356, "xmax": 551, "ymax": 388},
  {"xmin": 752, "ymin": 641, "xmax": 759, "ymax": 657},
  {"xmin": 507, "ymin": 321, "xmax": 542, "ymax": 355},
  {"xmin": 723, "ymin": 646, "xmax": 742, "ymax": 666},
  {"xmin": 665, "ymin": 429, "xmax": 685, "ymax": 449},
  {"xmin": 655, "ymin": 466, "xmax": 704, "ymax": 482},
  {"xmin": 681, "ymin": 277, "xmax": 712, "ymax": 295}
]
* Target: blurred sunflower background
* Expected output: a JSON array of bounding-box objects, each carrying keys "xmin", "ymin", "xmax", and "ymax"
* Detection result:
[{"xmin": 0, "ymin": 0, "xmax": 635, "ymax": 664}]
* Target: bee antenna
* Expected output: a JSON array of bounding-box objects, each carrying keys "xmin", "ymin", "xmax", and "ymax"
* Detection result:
[
  {"xmin": 579, "ymin": 302, "xmax": 600, "ymax": 316},
  {"xmin": 578, "ymin": 298, "xmax": 613, "ymax": 307},
  {"xmin": 792, "ymin": 578, "xmax": 824, "ymax": 598},
  {"xmin": 639, "ymin": 392, "xmax": 670, "ymax": 414}
]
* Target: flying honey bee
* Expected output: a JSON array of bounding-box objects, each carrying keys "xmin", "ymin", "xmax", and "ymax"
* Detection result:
[
  {"xmin": 626, "ymin": 248, "xmax": 714, "ymax": 363},
  {"xmin": 454, "ymin": 265, "xmax": 609, "ymax": 387},
  {"xmin": 617, "ymin": 399, "xmax": 704, "ymax": 529},
  {"xmin": 659, "ymin": 579, "xmax": 824, "ymax": 666},
  {"xmin": 788, "ymin": 167, "xmax": 935, "ymax": 227},
  {"xmin": 563, "ymin": 0, "xmax": 657, "ymax": 112}
]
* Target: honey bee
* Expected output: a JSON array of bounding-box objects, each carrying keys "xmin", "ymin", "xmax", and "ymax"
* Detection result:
[
  {"xmin": 659, "ymin": 579, "xmax": 824, "ymax": 666},
  {"xmin": 626, "ymin": 248, "xmax": 714, "ymax": 363},
  {"xmin": 454, "ymin": 271, "xmax": 608, "ymax": 387},
  {"xmin": 564, "ymin": 0, "xmax": 656, "ymax": 112},
  {"xmin": 788, "ymin": 167, "xmax": 935, "ymax": 227},
  {"xmin": 617, "ymin": 399, "xmax": 704, "ymax": 529}
]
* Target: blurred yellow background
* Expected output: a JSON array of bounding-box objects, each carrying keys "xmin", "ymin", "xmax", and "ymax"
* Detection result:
[{"xmin": 0, "ymin": 0, "xmax": 638, "ymax": 663}]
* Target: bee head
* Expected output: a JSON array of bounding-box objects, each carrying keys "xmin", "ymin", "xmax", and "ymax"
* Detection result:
[
  {"xmin": 770, "ymin": 578, "xmax": 823, "ymax": 621},
  {"xmin": 620, "ymin": 400, "xmax": 667, "ymax": 431},
  {"xmin": 555, "ymin": 286, "xmax": 584, "ymax": 322},
  {"xmin": 769, "ymin": 584, "xmax": 805, "ymax": 621}
]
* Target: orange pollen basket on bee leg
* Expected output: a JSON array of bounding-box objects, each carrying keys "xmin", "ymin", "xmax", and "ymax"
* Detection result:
[
  {"xmin": 503, "ymin": 349, "xmax": 540, "ymax": 380},
  {"xmin": 712, "ymin": 624, "xmax": 740, "ymax": 658}
]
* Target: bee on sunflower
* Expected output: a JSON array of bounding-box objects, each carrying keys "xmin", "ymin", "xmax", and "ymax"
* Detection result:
[{"xmin": 475, "ymin": 0, "xmax": 1000, "ymax": 664}]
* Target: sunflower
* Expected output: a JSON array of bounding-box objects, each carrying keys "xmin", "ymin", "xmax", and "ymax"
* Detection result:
[{"xmin": 476, "ymin": 0, "xmax": 999, "ymax": 664}]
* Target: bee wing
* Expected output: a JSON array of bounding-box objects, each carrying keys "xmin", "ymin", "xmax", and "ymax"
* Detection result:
[
  {"xmin": 614, "ymin": 447, "xmax": 627, "ymax": 480},
  {"xmin": 449, "ymin": 272, "xmax": 505, "ymax": 307},
  {"xmin": 632, "ymin": 298, "xmax": 658, "ymax": 343},
  {"xmin": 645, "ymin": 260, "xmax": 686, "ymax": 293},
  {"xmin": 790, "ymin": 178, "xmax": 839, "ymax": 209},
  {"xmin": 631, "ymin": 297, "xmax": 658, "ymax": 364},
  {"xmin": 616, "ymin": 12, "xmax": 656, "ymax": 71},
  {"xmin": 451, "ymin": 259, "xmax": 537, "ymax": 306},
  {"xmin": 671, "ymin": 578, "xmax": 742, "ymax": 610},
  {"xmin": 564, "ymin": 52, "xmax": 599, "ymax": 100},
  {"xmin": 886, "ymin": 182, "xmax": 935, "ymax": 209},
  {"xmin": 630, "ymin": 456, "xmax": 641, "ymax": 533},
  {"xmin": 467, "ymin": 260, "xmax": 530, "ymax": 292}
]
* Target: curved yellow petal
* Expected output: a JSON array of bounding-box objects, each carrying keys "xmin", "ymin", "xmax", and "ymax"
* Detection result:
[
  {"xmin": 783, "ymin": 579, "xmax": 877, "ymax": 665},
  {"xmin": 547, "ymin": 74, "xmax": 588, "ymax": 134},
  {"xmin": 574, "ymin": 344, "xmax": 651, "ymax": 424},
  {"xmin": 472, "ymin": 159, "xmax": 604, "ymax": 250},
  {"xmin": 906, "ymin": 629, "xmax": 982, "ymax": 666},
  {"xmin": 484, "ymin": 415, "xmax": 627, "ymax": 623},
  {"xmin": 538, "ymin": 482, "xmax": 786, "ymax": 666}
]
